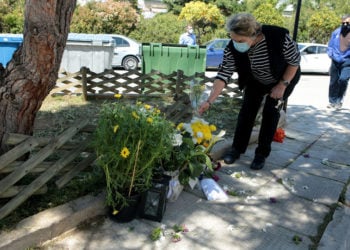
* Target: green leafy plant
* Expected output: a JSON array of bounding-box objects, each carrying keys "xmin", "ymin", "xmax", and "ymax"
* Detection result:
[
  {"xmin": 93, "ymin": 99, "xmax": 175, "ymax": 209},
  {"xmin": 292, "ymin": 235, "xmax": 302, "ymax": 245},
  {"xmin": 150, "ymin": 227, "xmax": 162, "ymax": 241},
  {"xmin": 172, "ymin": 224, "xmax": 189, "ymax": 233}
]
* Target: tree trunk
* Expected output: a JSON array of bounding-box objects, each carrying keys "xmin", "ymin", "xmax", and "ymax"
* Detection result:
[{"xmin": 0, "ymin": 0, "xmax": 77, "ymax": 154}]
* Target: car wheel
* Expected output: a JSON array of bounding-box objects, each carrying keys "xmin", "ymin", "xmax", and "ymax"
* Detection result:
[{"xmin": 122, "ymin": 56, "xmax": 138, "ymax": 70}]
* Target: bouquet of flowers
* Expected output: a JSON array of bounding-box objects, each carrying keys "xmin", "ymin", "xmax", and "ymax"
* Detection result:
[{"xmin": 163, "ymin": 117, "xmax": 225, "ymax": 186}]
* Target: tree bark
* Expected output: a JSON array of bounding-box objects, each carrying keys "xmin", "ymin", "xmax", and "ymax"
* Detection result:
[{"xmin": 0, "ymin": 0, "xmax": 77, "ymax": 154}]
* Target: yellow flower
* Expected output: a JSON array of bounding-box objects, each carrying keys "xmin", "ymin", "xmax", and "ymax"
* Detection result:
[
  {"xmin": 144, "ymin": 104, "xmax": 151, "ymax": 110},
  {"xmin": 209, "ymin": 124, "xmax": 217, "ymax": 132},
  {"xmin": 113, "ymin": 125, "xmax": 119, "ymax": 133},
  {"xmin": 120, "ymin": 147, "xmax": 130, "ymax": 158},
  {"xmin": 147, "ymin": 117, "xmax": 153, "ymax": 123},
  {"xmin": 202, "ymin": 126, "xmax": 212, "ymax": 140},
  {"xmin": 114, "ymin": 93, "xmax": 122, "ymax": 99},
  {"xmin": 176, "ymin": 123, "xmax": 184, "ymax": 131},
  {"xmin": 132, "ymin": 111, "xmax": 140, "ymax": 120},
  {"xmin": 196, "ymin": 137, "xmax": 203, "ymax": 144},
  {"xmin": 184, "ymin": 118, "xmax": 215, "ymax": 146}
]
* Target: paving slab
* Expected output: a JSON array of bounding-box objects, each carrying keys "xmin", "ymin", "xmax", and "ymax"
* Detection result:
[
  {"xmin": 216, "ymin": 167, "xmax": 274, "ymax": 192},
  {"xmin": 244, "ymin": 180, "xmax": 330, "ymax": 237},
  {"xmin": 288, "ymin": 155, "xmax": 350, "ymax": 183},
  {"xmin": 305, "ymin": 144, "xmax": 350, "ymax": 164},
  {"xmin": 280, "ymin": 128, "xmax": 322, "ymax": 144},
  {"xmin": 313, "ymin": 130, "xmax": 350, "ymax": 151},
  {"xmin": 271, "ymin": 168, "xmax": 344, "ymax": 206},
  {"xmin": 271, "ymin": 136, "xmax": 310, "ymax": 155}
]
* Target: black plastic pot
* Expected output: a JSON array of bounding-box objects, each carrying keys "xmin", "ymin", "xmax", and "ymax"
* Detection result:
[{"xmin": 107, "ymin": 194, "xmax": 141, "ymax": 223}]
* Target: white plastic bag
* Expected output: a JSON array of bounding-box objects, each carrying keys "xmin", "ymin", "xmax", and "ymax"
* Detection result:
[
  {"xmin": 200, "ymin": 178, "xmax": 228, "ymax": 201},
  {"xmin": 167, "ymin": 174, "xmax": 184, "ymax": 202}
]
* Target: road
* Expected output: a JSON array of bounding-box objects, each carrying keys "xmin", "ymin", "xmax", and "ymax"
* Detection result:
[
  {"xmin": 204, "ymin": 71, "xmax": 349, "ymax": 110},
  {"xmin": 288, "ymin": 74, "xmax": 350, "ymax": 110},
  {"xmin": 116, "ymin": 69, "xmax": 348, "ymax": 110}
]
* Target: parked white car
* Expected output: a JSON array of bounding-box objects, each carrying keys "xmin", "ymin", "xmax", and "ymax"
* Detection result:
[
  {"xmin": 298, "ymin": 42, "xmax": 331, "ymax": 74},
  {"xmin": 108, "ymin": 34, "xmax": 141, "ymax": 70}
]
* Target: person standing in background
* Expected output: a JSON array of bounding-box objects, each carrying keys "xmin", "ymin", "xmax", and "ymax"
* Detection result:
[
  {"xmin": 179, "ymin": 25, "xmax": 196, "ymax": 45},
  {"xmin": 327, "ymin": 14, "xmax": 350, "ymax": 110}
]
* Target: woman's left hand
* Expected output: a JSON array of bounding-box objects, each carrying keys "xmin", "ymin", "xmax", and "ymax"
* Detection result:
[{"xmin": 270, "ymin": 82, "xmax": 286, "ymax": 100}]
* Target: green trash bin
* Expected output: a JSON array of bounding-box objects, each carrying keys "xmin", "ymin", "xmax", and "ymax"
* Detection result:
[{"xmin": 141, "ymin": 43, "xmax": 206, "ymax": 76}]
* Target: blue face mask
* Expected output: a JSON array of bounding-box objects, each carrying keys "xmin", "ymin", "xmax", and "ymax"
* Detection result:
[{"xmin": 233, "ymin": 41, "xmax": 250, "ymax": 53}]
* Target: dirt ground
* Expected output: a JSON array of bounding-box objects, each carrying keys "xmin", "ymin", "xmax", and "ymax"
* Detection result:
[{"xmin": 34, "ymin": 94, "xmax": 239, "ymax": 137}]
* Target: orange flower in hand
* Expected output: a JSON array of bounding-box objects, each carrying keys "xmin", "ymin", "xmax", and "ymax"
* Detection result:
[{"xmin": 273, "ymin": 128, "xmax": 285, "ymax": 143}]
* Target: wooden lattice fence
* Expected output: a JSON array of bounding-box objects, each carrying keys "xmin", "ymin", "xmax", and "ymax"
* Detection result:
[
  {"xmin": 52, "ymin": 67, "xmax": 242, "ymax": 101},
  {"xmin": 0, "ymin": 119, "xmax": 96, "ymax": 220}
]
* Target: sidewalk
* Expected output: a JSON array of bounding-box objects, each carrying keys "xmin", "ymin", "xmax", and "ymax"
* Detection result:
[{"xmin": 1, "ymin": 75, "xmax": 350, "ymax": 250}]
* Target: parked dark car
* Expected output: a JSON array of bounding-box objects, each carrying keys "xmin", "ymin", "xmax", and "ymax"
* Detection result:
[{"xmin": 204, "ymin": 38, "xmax": 230, "ymax": 68}]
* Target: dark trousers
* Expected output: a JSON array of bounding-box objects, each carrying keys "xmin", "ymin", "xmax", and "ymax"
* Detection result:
[
  {"xmin": 328, "ymin": 60, "xmax": 350, "ymax": 104},
  {"xmin": 232, "ymin": 74, "xmax": 299, "ymax": 158}
]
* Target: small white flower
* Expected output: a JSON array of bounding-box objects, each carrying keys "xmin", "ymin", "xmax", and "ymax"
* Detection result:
[
  {"xmin": 321, "ymin": 158, "xmax": 330, "ymax": 166},
  {"xmin": 216, "ymin": 130, "xmax": 226, "ymax": 137},
  {"xmin": 172, "ymin": 133, "xmax": 183, "ymax": 146},
  {"xmin": 227, "ymin": 225, "xmax": 235, "ymax": 232},
  {"xmin": 222, "ymin": 185, "xmax": 229, "ymax": 192}
]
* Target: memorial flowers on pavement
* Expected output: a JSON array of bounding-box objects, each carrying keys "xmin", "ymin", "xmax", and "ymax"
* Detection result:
[{"xmin": 163, "ymin": 117, "xmax": 225, "ymax": 186}]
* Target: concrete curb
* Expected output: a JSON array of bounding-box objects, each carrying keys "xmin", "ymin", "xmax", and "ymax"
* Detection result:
[
  {"xmin": 318, "ymin": 205, "xmax": 350, "ymax": 250},
  {"xmin": 0, "ymin": 192, "xmax": 106, "ymax": 250},
  {"xmin": 345, "ymin": 183, "xmax": 350, "ymax": 207}
]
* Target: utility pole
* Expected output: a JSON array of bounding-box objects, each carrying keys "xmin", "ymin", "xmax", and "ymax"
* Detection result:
[
  {"xmin": 284, "ymin": 0, "xmax": 302, "ymax": 112},
  {"xmin": 293, "ymin": 0, "xmax": 302, "ymax": 41}
]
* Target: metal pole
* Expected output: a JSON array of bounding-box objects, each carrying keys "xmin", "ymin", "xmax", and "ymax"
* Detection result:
[
  {"xmin": 284, "ymin": 0, "xmax": 302, "ymax": 112},
  {"xmin": 293, "ymin": 0, "xmax": 302, "ymax": 41}
]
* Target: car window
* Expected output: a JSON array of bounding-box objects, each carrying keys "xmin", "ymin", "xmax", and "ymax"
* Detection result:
[
  {"xmin": 298, "ymin": 44, "xmax": 305, "ymax": 50},
  {"xmin": 113, "ymin": 37, "xmax": 130, "ymax": 47},
  {"xmin": 213, "ymin": 40, "xmax": 229, "ymax": 49},
  {"xmin": 318, "ymin": 46, "xmax": 327, "ymax": 54},
  {"xmin": 305, "ymin": 46, "xmax": 317, "ymax": 54}
]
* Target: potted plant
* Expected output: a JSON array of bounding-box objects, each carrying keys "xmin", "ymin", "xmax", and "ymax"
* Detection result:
[{"xmin": 93, "ymin": 97, "xmax": 175, "ymax": 222}]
